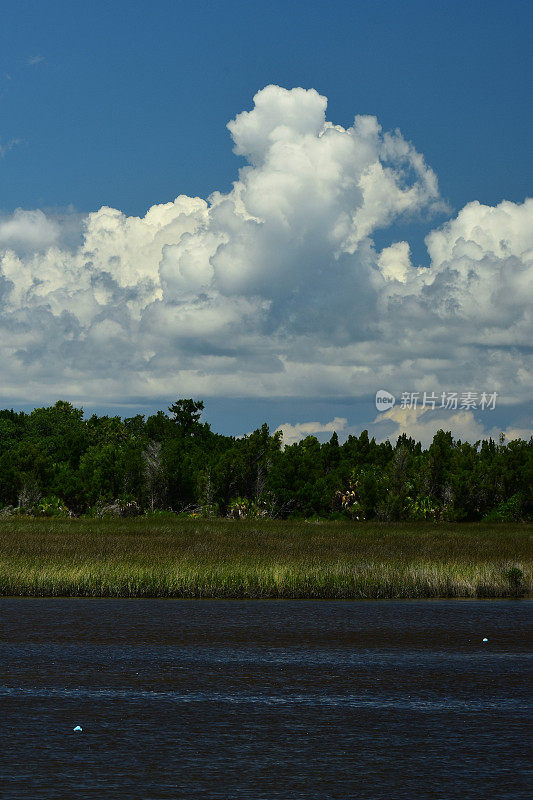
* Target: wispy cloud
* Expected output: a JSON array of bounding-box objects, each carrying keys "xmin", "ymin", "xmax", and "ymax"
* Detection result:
[
  {"xmin": 0, "ymin": 138, "xmax": 20, "ymax": 157},
  {"xmin": 27, "ymin": 55, "xmax": 45, "ymax": 66}
]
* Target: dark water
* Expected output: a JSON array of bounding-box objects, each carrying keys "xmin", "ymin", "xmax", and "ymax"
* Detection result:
[{"xmin": 0, "ymin": 599, "xmax": 531, "ymax": 799}]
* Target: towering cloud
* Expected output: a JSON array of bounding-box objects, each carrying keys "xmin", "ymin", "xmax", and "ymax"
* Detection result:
[{"xmin": 0, "ymin": 85, "xmax": 531, "ymax": 421}]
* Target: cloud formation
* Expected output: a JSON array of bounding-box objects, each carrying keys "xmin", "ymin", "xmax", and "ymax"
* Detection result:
[
  {"xmin": 0, "ymin": 84, "xmax": 531, "ymax": 440},
  {"xmin": 275, "ymin": 417, "xmax": 348, "ymax": 447},
  {"xmin": 370, "ymin": 405, "xmax": 531, "ymax": 449}
]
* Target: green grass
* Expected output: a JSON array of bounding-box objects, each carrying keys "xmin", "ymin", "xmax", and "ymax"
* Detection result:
[{"xmin": 0, "ymin": 517, "xmax": 531, "ymax": 598}]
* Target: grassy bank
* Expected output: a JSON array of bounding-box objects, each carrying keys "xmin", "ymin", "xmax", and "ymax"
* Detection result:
[{"xmin": 0, "ymin": 517, "xmax": 531, "ymax": 598}]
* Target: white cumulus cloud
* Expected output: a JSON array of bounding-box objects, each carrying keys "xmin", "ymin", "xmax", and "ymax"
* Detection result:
[
  {"xmin": 0, "ymin": 84, "xmax": 531, "ymax": 444},
  {"xmin": 371, "ymin": 405, "xmax": 531, "ymax": 448},
  {"xmin": 275, "ymin": 417, "xmax": 348, "ymax": 447}
]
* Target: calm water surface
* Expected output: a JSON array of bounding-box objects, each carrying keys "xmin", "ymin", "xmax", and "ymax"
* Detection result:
[{"xmin": 0, "ymin": 599, "xmax": 531, "ymax": 799}]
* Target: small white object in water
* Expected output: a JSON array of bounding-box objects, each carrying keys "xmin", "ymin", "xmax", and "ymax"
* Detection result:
[
  {"xmin": 73, "ymin": 725, "xmax": 82, "ymax": 732},
  {"xmin": 482, "ymin": 638, "xmax": 488, "ymax": 642}
]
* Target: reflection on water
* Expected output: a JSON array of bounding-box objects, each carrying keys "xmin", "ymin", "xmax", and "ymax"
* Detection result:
[{"xmin": 0, "ymin": 599, "xmax": 531, "ymax": 799}]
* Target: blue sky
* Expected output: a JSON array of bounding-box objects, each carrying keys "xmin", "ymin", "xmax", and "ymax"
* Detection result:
[
  {"xmin": 2, "ymin": 1, "xmax": 531, "ymax": 216},
  {"xmin": 0, "ymin": 0, "xmax": 531, "ymax": 444}
]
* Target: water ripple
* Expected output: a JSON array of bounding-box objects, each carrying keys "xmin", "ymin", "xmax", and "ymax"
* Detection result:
[{"xmin": 0, "ymin": 683, "xmax": 529, "ymax": 714}]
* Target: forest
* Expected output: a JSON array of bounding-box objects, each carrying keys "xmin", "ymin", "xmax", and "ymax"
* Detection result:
[{"xmin": 0, "ymin": 399, "xmax": 531, "ymax": 522}]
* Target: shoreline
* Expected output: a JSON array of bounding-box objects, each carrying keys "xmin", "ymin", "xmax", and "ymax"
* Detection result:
[
  {"xmin": 1, "ymin": 593, "xmax": 531, "ymax": 600},
  {"xmin": 1, "ymin": 565, "xmax": 530, "ymax": 600}
]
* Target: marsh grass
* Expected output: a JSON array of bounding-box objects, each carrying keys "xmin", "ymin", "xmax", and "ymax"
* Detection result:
[{"xmin": 0, "ymin": 517, "xmax": 530, "ymax": 598}]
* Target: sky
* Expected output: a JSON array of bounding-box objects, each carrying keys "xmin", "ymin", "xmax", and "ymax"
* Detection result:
[{"xmin": 0, "ymin": 0, "xmax": 531, "ymax": 445}]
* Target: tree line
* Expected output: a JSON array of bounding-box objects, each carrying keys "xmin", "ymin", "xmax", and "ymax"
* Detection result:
[{"xmin": 0, "ymin": 399, "xmax": 531, "ymax": 521}]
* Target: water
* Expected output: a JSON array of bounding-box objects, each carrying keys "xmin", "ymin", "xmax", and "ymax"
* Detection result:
[{"xmin": 0, "ymin": 599, "xmax": 531, "ymax": 799}]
